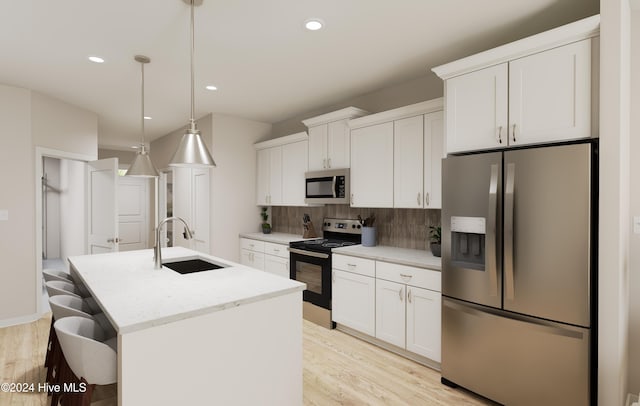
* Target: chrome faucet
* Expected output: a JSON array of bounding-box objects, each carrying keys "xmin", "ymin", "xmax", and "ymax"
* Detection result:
[{"xmin": 154, "ymin": 216, "xmax": 193, "ymax": 269}]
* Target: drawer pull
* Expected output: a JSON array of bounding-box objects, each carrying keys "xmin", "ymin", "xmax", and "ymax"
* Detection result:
[
  {"xmin": 347, "ymin": 263, "xmax": 357, "ymax": 268},
  {"xmin": 273, "ymin": 248, "xmax": 280, "ymax": 252},
  {"xmin": 400, "ymin": 273, "xmax": 413, "ymax": 279}
]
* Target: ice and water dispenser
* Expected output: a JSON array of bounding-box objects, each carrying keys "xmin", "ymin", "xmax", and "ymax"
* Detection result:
[{"xmin": 450, "ymin": 216, "xmax": 486, "ymax": 271}]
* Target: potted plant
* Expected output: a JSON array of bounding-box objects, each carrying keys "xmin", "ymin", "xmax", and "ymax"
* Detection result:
[
  {"xmin": 260, "ymin": 207, "xmax": 271, "ymax": 234},
  {"xmin": 429, "ymin": 225, "xmax": 441, "ymax": 257}
]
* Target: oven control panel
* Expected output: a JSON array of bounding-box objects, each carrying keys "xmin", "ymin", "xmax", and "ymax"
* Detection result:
[{"xmin": 322, "ymin": 218, "xmax": 362, "ymax": 235}]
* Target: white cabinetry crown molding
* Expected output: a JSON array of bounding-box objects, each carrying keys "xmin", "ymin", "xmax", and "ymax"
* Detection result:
[
  {"xmin": 432, "ymin": 14, "xmax": 600, "ymax": 80},
  {"xmin": 348, "ymin": 98, "xmax": 443, "ymax": 130},
  {"xmin": 254, "ymin": 131, "xmax": 308, "ymax": 150},
  {"xmin": 302, "ymin": 107, "xmax": 370, "ymax": 127}
]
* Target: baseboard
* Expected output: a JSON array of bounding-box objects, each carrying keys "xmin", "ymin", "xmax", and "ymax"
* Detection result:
[
  {"xmin": 0, "ymin": 312, "xmax": 41, "ymax": 328},
  {"xmin": 335, "ymin": 323, "xmax": 441, "ymax": 371}
]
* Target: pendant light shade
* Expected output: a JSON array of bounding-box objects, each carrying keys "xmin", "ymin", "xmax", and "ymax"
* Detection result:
[
  {"xmin": 126, "ymin": 55, "xmax": 160, "ymax": 177},
  {"xmin": 169, "ymin": 0, "xmax": 216, "ymax": 168}
]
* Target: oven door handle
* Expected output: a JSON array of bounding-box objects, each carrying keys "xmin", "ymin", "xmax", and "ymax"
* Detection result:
[{"xmin": 288, "ymin": 247, "xmax": 330, "ymax": 259}]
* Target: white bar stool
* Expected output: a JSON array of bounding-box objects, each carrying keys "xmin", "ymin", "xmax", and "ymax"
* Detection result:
[
  {"xmin": 43, "ymin": 269, "xmax": 73, "ymax": 283},
  {"xmin": 45, "ymin": 280, "xmax": 82, "ymax": 299},
  {"xmin": 54, "ymin": 316, "xmax": 117, "ymax": 406}
]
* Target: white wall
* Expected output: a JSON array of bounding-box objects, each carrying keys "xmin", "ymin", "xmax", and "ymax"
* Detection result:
[
  {"xmin": 209, "ymin": 114, "xmax": 272, "ymax": 262},
  {"xmin": 627, "ymin": 7, "xmax": 640, "ymax": 396},
  {"xmin": 0, "ymin": 84, "xmax": 36, "ymax": 323},
  {"xmin": 599, "ymin": 0, "xmax": 632, "ymax": 404},
  {"xmin": 59, "ymin": 159, "xmax": 87, "ymax": 262},
  {"xmin": 0, "ymin": 84, "xmax": 97, "ymax": 326}
]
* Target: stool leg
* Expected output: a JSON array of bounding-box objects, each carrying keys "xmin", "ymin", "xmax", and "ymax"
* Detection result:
[
  {"xmin": 46, "ymin": 329, "xmax": 60, "ymax": 388},
  {"xmin": 44, "ymin": 317, "xmax": 55, "ymax": 368},
  {"xmin": 77, "ymin": 379, "xmax": 94, "ymax": 406}
]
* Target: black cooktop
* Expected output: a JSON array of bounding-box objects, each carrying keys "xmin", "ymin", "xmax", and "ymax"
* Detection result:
[
  {"xmin": 290, "ymin": 238, "xmax": 358, "ymax": 254},
  {"xmin": 290, "ymin": 218, "xmax": 362, "ymax": 254}
]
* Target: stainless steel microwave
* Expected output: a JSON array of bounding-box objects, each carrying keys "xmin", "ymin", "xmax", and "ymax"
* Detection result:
[{"xmin": 304, "ymin": 169, "xmax": 350, "ymax": 204}]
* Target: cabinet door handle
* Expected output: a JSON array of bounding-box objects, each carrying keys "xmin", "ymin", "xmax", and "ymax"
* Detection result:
[
  {"xmin": 351, "ymin": 193, "xmax": 354, "ymax": 205},
  {"xmin": 496, "ymin": 126, "xmax": 503, "ymax": 144},
  {"xmin": 327, "ymin": 158, "xmax": 331, "ymax": 168},
  {"xmin": 323, "ymin": 158, "xmax": 327, "ymax": 169},
  {"xmin": 417, "ymin": 192, "xmax": 421, "ymax": 206},
  {"xmin": 332, "ymin": 271, "xmax": 335, "ymax": 283},
  {"xmin": 399, "ymin": 286, "xmax": 404, "ymax": 302},
  {"xmin": 512, "ymin": 124, "xmax": 517, "ymax": 142},
  {"xmin": 425, "ymin": 192, "xmax": 430, "ymax": 206},
  {"xmin": 408, "ymin": 288, "xmax": 412, "ymax": 303}
]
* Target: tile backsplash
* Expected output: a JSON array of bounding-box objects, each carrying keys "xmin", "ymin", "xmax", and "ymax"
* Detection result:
[{"xmin": 271, "ymin": 205, "xmax": 441, "ymax": 250}]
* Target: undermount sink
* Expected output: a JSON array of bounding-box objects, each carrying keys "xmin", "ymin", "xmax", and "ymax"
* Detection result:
[{"xmin": 163, "ymin": 258, "xmax": 226, "ymax": 274}]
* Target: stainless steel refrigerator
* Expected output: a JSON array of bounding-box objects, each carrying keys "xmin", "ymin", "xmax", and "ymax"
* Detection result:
[{"xmin": 441, "ymin": 141, "xmax": 597, "ymax": 405}]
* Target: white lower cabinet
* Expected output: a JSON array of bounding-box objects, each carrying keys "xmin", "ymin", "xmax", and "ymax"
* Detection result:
[
  {"xmin": 332, "ymin": 253, "xmax": 441, "ymax": 364},
  {"xmin": 240, "ymin": 238, "xmax": 290, "ymax": 277},
  {"xmin": 375, "ymin": 279, "xmax": 406, "ymax": 348},
  {"xmin": 264, "ymin": 242, "xmax": 290, "ymax": 278},
  {"xmin": 375, "ymin": 261, "xmax": 441, "ymax": 362},
  {"xmin": 406, "ymin": 286, "xmax": 441, "ymax": 361},
  {"xmin": 240, "ymin": 238, "xmax": 265, "ymax": 270},
  {"xmin": 332, "ymin": 269, "xmax": 376, "ymax": 336}
]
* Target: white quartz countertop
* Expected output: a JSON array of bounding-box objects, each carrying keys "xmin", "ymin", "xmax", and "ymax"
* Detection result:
[
  {"xmin": 239, "ymin": 232, "xmax": 307, "ymax": 244},
  {"xmin": 68, "ymin": 247, "xmax": 305, "ymax": 334},
  {"xmin": 333, "ymin": 245, "xmax": 442, "ymax": 270}
]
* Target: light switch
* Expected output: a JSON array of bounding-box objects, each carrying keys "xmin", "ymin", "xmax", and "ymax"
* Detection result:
[
  {"xmin": 634, "ymin": 216, "xmax": 640, "ymax": 234},
  {"xmin": 0, "ymin": 209, "xmax": 7, "ymax": 221}
]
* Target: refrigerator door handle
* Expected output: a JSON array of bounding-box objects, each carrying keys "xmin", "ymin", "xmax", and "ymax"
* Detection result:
[
  {"xmin": 505, "ymin": 162, "xmax": 516, "ymax": 300},
  {"xmin": 487, "ymin": 164, "xmax": 499, "ymax": 297}
]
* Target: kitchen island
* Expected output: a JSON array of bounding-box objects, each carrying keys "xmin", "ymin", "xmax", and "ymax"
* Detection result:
[{"xmin": 68, "ymin": 247, "xmax": 305, "ymax": 406}]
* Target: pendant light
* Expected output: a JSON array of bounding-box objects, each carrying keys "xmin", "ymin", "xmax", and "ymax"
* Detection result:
[
  {"xmin": 169, "ymin": 0, "xmax": 216, "ymax": 167},
  {"xmin": 126, "ymin": 55, "xmax": 160, "ymax": 177}
]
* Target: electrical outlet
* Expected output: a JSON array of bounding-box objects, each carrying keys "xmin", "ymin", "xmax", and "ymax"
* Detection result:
[{"xmin": 634, "ymin": 216, "xmax": 640, "ymax": 234}]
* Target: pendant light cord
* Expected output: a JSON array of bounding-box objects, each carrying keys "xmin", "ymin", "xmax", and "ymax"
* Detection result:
[
  {"xmin": 190, "ymin": 0, "xmax": 195, "ymax": 127},
  {"xmin": 141, "ymin": 61, "xmax": 145, "ymax": 146}
]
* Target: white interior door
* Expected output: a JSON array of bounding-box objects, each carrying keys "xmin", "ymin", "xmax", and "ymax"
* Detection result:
[
  {"xmin": 87, "ymin": 158, "xmax": 119, "ymax": 254},
  {"xmin": 117, "ymin": 176, "xmax": 149, "ymax": 251}
]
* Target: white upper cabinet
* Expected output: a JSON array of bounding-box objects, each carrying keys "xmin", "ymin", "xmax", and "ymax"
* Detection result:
[
  {"xmin": 349, "ymin": 99, "xmax": 444, "ymax": 209},
  {"xmin": 433, "ymin": 15, "xmax": 600, "ymax": 153},
  {"xmin": 307, "ymin": 125, "xmax": 328, "ymax": 171},
  {"xmin": 424, "ymin": 111, "xmax": 444, "ymax": 209},
  {"xmin": 444, "ymin": 64, "xmax": 508, "ymax": 153},
  {"xmin": 255, "ymin": 146, "xmax": 282, "ymax": 206},
  {"xmin": 281, "ymin": 140, "xmax": 308, "ymax": 206},
  {"xmin": 255, "ymin": 132, "xmax": 308, "ymax": 206},
  {"xmin": 350, "ymin": 122, "xmax": 394, "ymax": 208},
  {"xmin": 302, "ymin": 107, "xmax": 369, "ymax": 171},
  {"xmin": 393, "ymin": 115, "xmax": 424, "ymax": 209},
  {"xmin": 508, "ymin": 39, "xmax": 592, "ymax": 146}
]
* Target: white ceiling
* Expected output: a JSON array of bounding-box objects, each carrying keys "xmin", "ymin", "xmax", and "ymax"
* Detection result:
[{"xmin": 0, "ymin": 0, "xmax": 598, "ymax": 149}]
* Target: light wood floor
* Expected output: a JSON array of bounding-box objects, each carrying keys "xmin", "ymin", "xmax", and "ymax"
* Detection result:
[{"xmin": 1, "ymin": 314, "xmax": 493, "ymax": 405}]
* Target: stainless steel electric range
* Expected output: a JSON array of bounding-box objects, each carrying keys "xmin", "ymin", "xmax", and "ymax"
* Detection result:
[{"xmin": 289, "ymin": 218, "xmax": 362, "ymax": 328}]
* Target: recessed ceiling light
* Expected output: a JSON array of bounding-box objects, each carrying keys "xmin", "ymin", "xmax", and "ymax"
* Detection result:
[
  {"xmin": 205, "ymin": 85, "xmax": 218, "ymax": 91},
  {"xmin": 144, "ymin": 116, "xmax": 152, "ymax": 120},
  {"xmin": 88, "ymin": 56, "xmax": 105, "ymax": 63},
  {"xmin": 304, "ymin": 19, "xmax": 324, "ymax": 31}
]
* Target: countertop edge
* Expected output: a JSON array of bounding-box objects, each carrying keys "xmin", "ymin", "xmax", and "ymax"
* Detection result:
[
  {"xmin": 117, "ymin": 284, "xmax": 305, "ymax": 334},
  {"xmin": 332, "ymin": 246, "xmax": 442, "ymax": 271}
]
